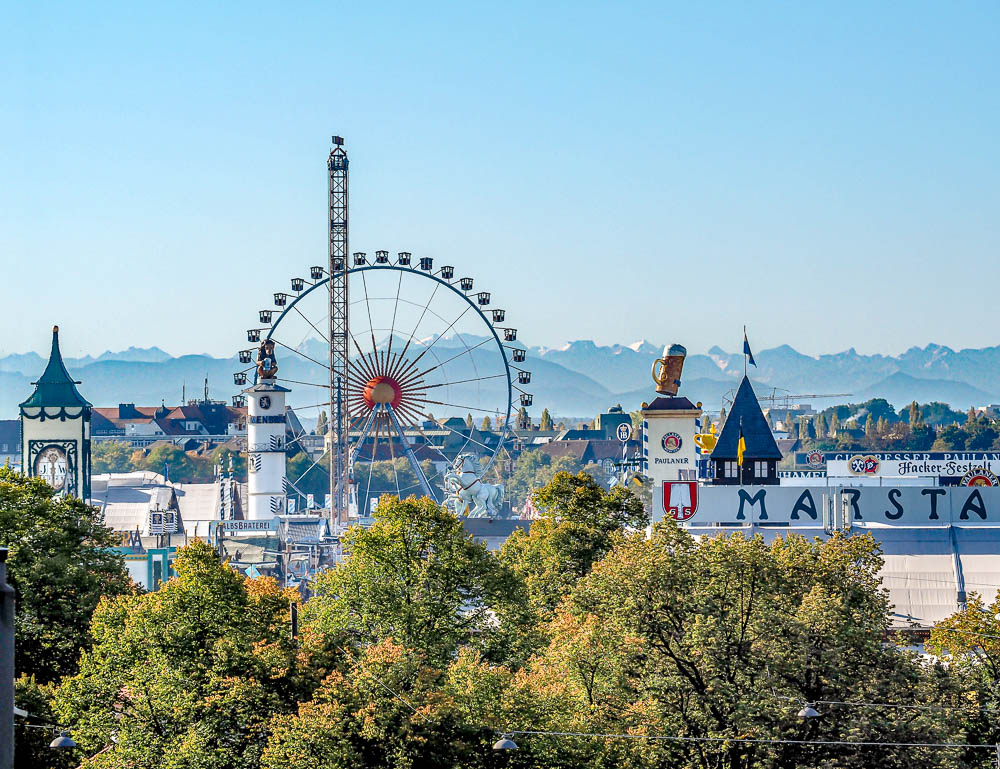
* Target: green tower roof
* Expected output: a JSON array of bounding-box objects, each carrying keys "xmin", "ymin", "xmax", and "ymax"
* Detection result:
[{"xmin": 19, "ymin": 326, "xmax": 92, "ymax": 410}]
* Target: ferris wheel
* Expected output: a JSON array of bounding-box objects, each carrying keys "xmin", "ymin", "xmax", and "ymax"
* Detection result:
[{"xmin": 233, "ymin": 252, "xmax": 532, "ymax": 514}]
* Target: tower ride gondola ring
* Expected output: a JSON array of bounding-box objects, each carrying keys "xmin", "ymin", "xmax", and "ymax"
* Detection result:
[{"xmin": 234, "ymin": 255, "xmax": 531, "ymax": 517}]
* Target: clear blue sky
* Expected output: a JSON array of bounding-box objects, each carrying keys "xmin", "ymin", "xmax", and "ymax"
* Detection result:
[{"xmin": 3, "ymin": 1, "xmax": 999, "ymax": 360}]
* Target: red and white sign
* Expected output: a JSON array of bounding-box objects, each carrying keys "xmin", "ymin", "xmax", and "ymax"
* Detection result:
[{"xmin": 663, "ymin": 481, "xmax": 699, "ymax": 521}]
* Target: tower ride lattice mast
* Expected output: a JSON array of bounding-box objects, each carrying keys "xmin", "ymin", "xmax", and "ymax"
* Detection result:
[{"xmin": 328, "ymin": 137, "xmax": 349, "ymax": 525}]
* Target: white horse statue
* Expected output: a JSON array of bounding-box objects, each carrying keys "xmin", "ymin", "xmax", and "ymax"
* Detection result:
[{"xmin": 442, "ymin": 453, "xmax": 504, "ymax": 518}]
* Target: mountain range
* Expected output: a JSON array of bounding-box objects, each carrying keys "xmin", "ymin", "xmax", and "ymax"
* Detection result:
[{"xmin": 1, "ymin": 340, "xmax": 997, "ymax": 420}]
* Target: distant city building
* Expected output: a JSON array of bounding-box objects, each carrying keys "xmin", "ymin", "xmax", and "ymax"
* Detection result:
[
  {"xmin": 0, "ymin": 420, "xmax": 19, "ymax": 469},
  {"xmin": 92, "ymin": 400, "xmax": 246, "ymax": 447},
  {"xmin": 593, "ymin": 405, "xmax": 632, "ymax": 439},
  {"xmin": 537, "ymin": 438, "xmax": 640, "ymax": 473},
  {"xmin": 763, "ymin": 405, "xmax": 815, "ymax": 433}
]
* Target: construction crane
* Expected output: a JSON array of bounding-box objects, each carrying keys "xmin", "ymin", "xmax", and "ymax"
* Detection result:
[
  {"xmin": 719, "ymin": 387, "xmax": 852, "ymax": 416},
  {"xmin": 759, "ymin": 388, "xmax": 853, "ymax": 409}
]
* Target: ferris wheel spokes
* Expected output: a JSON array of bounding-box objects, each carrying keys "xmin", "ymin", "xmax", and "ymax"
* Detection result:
[
  {"xmin": 384, "ymin": 404, "xmax": 435, "ymax": 499},
  {"xmin": 388, "ymin": 282, "xmax": 441, "ymax": 372},
  {"xmin": 243, "ymin": 257, "xmax": 530, "ymax": 509}
]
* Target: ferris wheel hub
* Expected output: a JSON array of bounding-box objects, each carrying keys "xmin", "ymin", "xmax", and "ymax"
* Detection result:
[{"xmin": 362, "ymin": 375, "xmax": 403, "ymax": 409}]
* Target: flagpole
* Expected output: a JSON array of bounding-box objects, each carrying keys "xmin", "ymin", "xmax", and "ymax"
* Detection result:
[{"xmin": 743, "ymin": 325, "xmax": 747, "ymax": 377}]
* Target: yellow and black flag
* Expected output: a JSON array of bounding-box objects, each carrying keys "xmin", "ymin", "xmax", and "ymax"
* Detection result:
[{"xmin": 737, "ymin": 420, "xmax": 747, "ymax": 468}]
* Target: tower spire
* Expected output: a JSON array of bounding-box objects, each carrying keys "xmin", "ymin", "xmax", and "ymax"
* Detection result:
[{"xmin": 19, "ymin": 326, "xmax": 91, "ymax": 409}]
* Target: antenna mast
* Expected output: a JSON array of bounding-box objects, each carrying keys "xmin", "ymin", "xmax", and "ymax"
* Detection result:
[{"xmin": 328, "ymin": 136, "xmax": 350, "ymax": 525}]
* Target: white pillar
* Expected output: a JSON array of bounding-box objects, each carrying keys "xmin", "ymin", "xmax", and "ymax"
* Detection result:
[
  {"xmin": 246, "ymin": 383, "xmax": 290, "ymax": 520},
  {"xmin": 642, "ymin": 398, "xmax": 702, "ymax": 525}
]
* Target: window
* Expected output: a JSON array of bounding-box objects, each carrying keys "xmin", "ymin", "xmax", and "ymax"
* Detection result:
[
  {"xmin": 754, "ymin": 461, "xmax": 769, "ymax": 479},
  {"xmin": 724, "ymin": 461, "xmax": 738, "ymax": 478}
]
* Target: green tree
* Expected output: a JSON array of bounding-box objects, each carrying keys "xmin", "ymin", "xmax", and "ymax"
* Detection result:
[
  {"xmin": 932, "ymin": 424, "xmax": 968, "ymax": 451},
  {"xmin": 14, "ymin": 675, "xmax": 75, "ymax": 769},
  {"xmin": 862, "ymin": 398, "xmax": 899, "ymax": 423},
  {"xmin": 262, "ymin": 640, "xmax": 485, "ymax": 769},
  {"xmin": 540, "ymin": 408, "xmax": 554, "ymax": 431},
  {"xmin": 304, "ymin": 496, "xmax": 523, "ymax": 664},
  {"xmin": 965, "ymin": 418, "xmax": 999, "ymax": 450},
  {"xmin": 55, "ymin": 541, "xmax": 315, "ymax": 768},
  {"xmin": 908, "ymin": 400, "xmax": 921, "ymax": 426},
  {"xmin": 141, "ymin": 444, "xmax": 213, "ymax": 483},
  {"xmin": 909, "ymin": 401, "xmax": 966, "ymax": 427},
  {"xmin": 287, "ymin": 450, "xmax": 330, "ymax": 501},
  {"xmin": 551, "ymin": 526, "xmax": 962, "ymax": 769},
  {"xmin": 814, "ymin": 412, "xmax": 827, "ymax": 439},
  {"xmin": 829, "ymin": 411, "xmax": 840, "ymax": 436},
  {"xmin": 910, "ymin": 422, "xmax": 936, "ymax": 450},
  {"xmin": 927, "ymin": 594, "xmax": 1000, "ymax": 755},
  {"xmin": 353, "ymin": 458, "xmax": 420, "ymax": 513},
  {"xmin": 465, "ymin": 413, "xmax": 473, "ymax": 429},
  {"xmin": 0, "ymin": 468, "xmax": 132, "ymax": 683},
  {"xmin": 481, "ymin": 416, "xmax": 492, "ymax": 431},
  {"xmin": 90, "ymin": 439, "xmax": 135, "ymax": 474},
  {"xmin": 316, "ymin": 409, "xmax": 328, "ymax": 435},
  {"xmin": 507, "ymin": 449, "xmax": 585, "ymax": 507},
  {"xmin": 211, "ymin": 443, "xmax": 246, "ymax": 481},
  {"xmin": 500, "ymin": 472, "xmax": 646, "ymax": 621}
]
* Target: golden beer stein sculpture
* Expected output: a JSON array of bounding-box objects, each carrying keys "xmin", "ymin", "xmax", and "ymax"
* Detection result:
[
  {"xmin": 651, "ymin": 343, "xmax": 687, "ymax": 396},
  {"xmin": 694, "ymin": 422, "xmax": 718, "ymax": 454}
]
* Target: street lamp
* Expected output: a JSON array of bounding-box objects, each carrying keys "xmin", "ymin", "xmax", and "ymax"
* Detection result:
[
  {"xmin": 49, "ymin": 730, "xmax": 77, "ymax": 748},
  {"xmin": 493, "ymin": 734, "xmax": 518, "ymax": 751}
]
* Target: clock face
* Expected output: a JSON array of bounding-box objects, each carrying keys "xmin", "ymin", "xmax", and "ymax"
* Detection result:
[{"xmin": 35, "ymin": 446, "xmax": 69, "ymax": 491}]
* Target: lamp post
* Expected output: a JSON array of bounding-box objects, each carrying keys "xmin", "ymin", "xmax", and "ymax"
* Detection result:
[{"xmin": 0, "ymin": 547, "xmax": 14, "ymax": 769}]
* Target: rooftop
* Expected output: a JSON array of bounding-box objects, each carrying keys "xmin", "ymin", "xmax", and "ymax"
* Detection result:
[
  {"xmin": 711, "ymin": 376, "xmax": 782, "ymax": 461},
  {"xmin": 19, "ymin": 327, "xmax": 91, "ymax": 410}
]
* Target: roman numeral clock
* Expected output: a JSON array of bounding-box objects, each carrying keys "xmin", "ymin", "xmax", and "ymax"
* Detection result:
[{"xmin": 19, "ymin": 327, "xmax": 92, "ymax": 502}]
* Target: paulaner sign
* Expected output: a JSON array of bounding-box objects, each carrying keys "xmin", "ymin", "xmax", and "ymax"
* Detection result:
[
  {"xmin": 654, "ymin": 484, "xmax": 1000, "ymax": 527},
  {"xmin": 826, "ymin": 452, "xmax": 1000, "ymax": 479}
]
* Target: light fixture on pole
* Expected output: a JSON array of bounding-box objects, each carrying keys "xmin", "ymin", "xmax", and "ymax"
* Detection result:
[
  {"xmin": 493, "ymin": 734, "xmax": 519, "ymax": 751},
  {"xmin": 49, "ymin": 730, "xmax": 77, "ymax": 748}
]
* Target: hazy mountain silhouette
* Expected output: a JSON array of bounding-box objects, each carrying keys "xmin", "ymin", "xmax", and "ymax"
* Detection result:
[{"xmin": 1, "ymin": 340, "xmax": 997, "ymax": 419}]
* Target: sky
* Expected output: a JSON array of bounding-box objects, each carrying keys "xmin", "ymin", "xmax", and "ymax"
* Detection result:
[{"xmin": 3, "ymin": 1, "xmax": 999, "ymax": 360}]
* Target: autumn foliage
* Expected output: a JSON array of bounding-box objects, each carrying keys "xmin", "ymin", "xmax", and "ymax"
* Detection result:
[{"xmin": 9, "ymin": 473, "xmax": 996, "ymax": 767}]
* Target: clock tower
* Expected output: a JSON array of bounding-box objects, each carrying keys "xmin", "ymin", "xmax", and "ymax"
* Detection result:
[{"xmin": 19, "ymin": 326, "xmax": 92, "ymax": 502}]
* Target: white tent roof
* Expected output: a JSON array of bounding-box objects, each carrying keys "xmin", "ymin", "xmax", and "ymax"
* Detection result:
[{"xmin": 686, "ymin": 523, "xmax": 999, "ymax": 628}]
